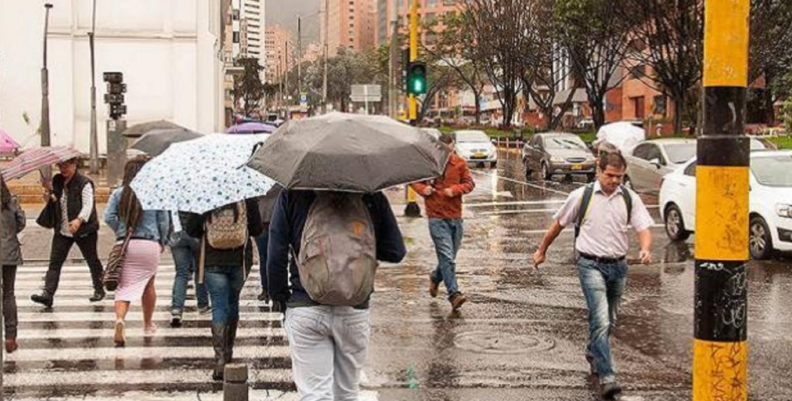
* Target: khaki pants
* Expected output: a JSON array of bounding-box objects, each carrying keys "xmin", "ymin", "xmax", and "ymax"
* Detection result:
[{"xmin": 285, "ymin": 306, "xmax": 371, "ymax": 401}]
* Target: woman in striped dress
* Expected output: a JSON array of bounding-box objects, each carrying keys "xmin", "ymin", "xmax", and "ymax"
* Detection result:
[{"xmin": 104, "ymin": 157, "xmax": 170, "ymax": 346}]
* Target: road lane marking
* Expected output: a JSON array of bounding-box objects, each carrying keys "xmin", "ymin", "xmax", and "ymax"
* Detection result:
[{"xmin": 469, "ymin": 200, "xmax": 567, "ymax": 207}]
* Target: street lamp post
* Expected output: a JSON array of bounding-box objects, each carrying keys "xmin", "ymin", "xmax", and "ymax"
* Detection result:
[
  {"xmin": 40, "ymin": 3, "xmax": 54, "ymax": 182},
  {"xmin": 322, "ymin": 0, "xmax": 329, "ymax": 114},
  {"xmin": 89, "ymin": 0, "xmax": 99, "ymax": 174}
]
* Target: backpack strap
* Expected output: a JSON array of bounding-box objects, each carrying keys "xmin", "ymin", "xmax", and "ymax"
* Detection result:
[
  {"xmin": 621, "ymin": 185, "xmax": 633, "ymax": 224},
  {"xmin": 574, "ymin": 183, "xmax": 596, "ymax": 239}
]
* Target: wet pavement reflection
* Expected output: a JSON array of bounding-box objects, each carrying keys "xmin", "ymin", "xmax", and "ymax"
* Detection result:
[{"xmin": 369, "ymin": 149, "xmax": 792, "ymax": 400}]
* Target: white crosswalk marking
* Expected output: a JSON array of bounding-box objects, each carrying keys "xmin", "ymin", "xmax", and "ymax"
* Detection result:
[{"xmin": 7, "ymin": 263, "xmax": 379, "ymax": 400}]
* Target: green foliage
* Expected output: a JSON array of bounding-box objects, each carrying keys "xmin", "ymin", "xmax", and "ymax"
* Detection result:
[
  {"xmin": 769, "ymin": 136, "xmax": 792, "ymax": 150},
  {"xmin": 233, "ymin": 57, "xmax": 266, "ymax": 115},
  {"xmin": 783, "ymin": 99, "xmax": 792, "ymax": 132}
]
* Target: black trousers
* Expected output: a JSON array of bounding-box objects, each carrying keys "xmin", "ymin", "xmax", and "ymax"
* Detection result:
[
  {"xmin": 44, "ymin": 233, "xmax": 105, "ymax": 296},
  {"xmin": 2, "ymin": 265, "xmax": 17, "ymax": 339}
]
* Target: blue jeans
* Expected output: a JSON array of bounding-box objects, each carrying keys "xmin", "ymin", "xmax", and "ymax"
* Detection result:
[
  {"xmin": 170, "ymin": 233, "xmax": 209, "ymax": 313},
  {"xmin": 577, "ymin": 257, "xmax": 627, "ymax": 384},
  {"xmin": 255, "ymin": 230, "xmax": 269, "ymax": 293},
  {"xmin": 204, "ymin": 265, "xmax": 246, "ymax": 325},
  {"xmin": 428, "ymin": 218, "xmax": 464, "ymax": 298}
]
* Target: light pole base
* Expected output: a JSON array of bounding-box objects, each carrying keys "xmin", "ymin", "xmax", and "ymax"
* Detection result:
[{"xmin": 404, "ymin": 202, "xmax": 421, "ymax": 218}]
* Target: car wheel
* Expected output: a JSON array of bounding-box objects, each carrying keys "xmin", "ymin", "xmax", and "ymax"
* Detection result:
[
  {"xmin": 749, "ymin": 216, "xmax": 773, "ymax": 260},
  {"xmin": 490, "ymin": 161, "xmax": 497, "ymax": 168},
  {"xmin": 586, "ymin": 173, "xmax": 596, "ymax": 183},
  {"xmin": 541, "ymin": 163, "xmax": 552, "ymax": 181},
  {"xmin": 524, "ymin": 163, "xmax": 533, "ymax": 180},
  {"xmin": 664, "ymin": 204, "xmax": 690, "ymax": 241}
]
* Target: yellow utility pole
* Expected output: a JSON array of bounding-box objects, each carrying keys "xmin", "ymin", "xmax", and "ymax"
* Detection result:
[
  {"xmin": 404, "ymin": 0, "xmax": 421, "ymax": 217},
  {"xmin": 693, "ymin": 1, "xmax": 750, "ymax": 401}
]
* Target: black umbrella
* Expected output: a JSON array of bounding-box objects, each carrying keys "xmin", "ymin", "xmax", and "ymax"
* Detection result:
[
  {"xmin": 130, "ymin": 128, "xmax": 203, "ymax": 156},
  {"xmin": 122, "ymin": 120, "xmax": 186, "ymax": 138},
  {"xmin": 246, "ymin": 113, "xmax": 449, "ymax": 193}
]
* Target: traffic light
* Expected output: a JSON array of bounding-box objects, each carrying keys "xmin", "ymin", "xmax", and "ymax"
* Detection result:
[
  {"xmin": 103, "ymin": 72, "xmax": 127, "ymax": 119},
  {"xmin": 406, "ymin": 61, "xmax": 427, "ymax": 95}
]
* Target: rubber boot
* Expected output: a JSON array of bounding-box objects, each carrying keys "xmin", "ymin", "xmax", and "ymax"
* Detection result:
[
  {"xmin": 211, "ymin": 323, "xmax": 228, "ymax": 381},
  {"xmin": 225, "ymin": 318, "xmax": 239, "ymax": 363}
]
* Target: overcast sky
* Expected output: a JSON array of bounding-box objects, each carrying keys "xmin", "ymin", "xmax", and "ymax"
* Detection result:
[{"xmin": 266, "ymin": 0, "xmax": 321, "ymax": 45}]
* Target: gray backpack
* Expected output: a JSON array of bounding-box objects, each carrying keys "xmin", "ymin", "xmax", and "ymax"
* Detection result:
[{"xmin": 297, "ymin": 193, "xmax": 377, "ymax": 306}]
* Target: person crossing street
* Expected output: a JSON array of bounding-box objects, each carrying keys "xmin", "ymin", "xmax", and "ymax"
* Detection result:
[
  {"xmin": 412, "ymin": 133, "xmax": 475, "ymax": 311},
  {"xmin": 532, "ymin": 151, "xmax": 654, "ymax": 400}
]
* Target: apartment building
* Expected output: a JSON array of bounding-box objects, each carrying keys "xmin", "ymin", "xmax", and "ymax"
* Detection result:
[
  {"xmin": 321, "ymin": 0, "xmax": 378, "ymax": 54},
  {"xmin": 265, "ymin": 26, "xmax": 294, "ymax": 84}
]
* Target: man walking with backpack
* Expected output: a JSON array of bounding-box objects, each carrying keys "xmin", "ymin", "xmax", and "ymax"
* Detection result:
[
  {"xmin": 412, "ymin": 133, "xmax": 475, "ymax": 311},
  {"xmin": 267, "ymin": 190, "xmax": 406, "ymax": 400},
  {"xmin": 532, "ymin": 152, "xmax": 653, "ymax": 400}
]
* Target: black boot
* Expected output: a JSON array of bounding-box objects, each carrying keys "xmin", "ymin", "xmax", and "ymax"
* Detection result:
[
  {"xmin": 225, "ymin": 319, "xmax": 239, "ymax": 363},
  {"xmin": 89, "ymin": 290, "xmax": 106, "ymax": 302},
  {"xmin": 211, "ymin": 323, "xmax": 228, "ymax": 381},
  {"xmin": 31, "ymin": 292, "xmax": 53, "ymax": 308}
]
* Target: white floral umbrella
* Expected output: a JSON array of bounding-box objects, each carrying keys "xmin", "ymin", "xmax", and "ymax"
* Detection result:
[{"xmin": 131, "ymin": 133, "xmax": 274, "ymax": 214}]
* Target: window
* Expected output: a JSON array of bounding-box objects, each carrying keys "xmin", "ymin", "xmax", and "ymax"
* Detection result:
[
  {"xmin": 233, "ymin": 32, "xmax": 240, "ymax": 43},
  {"xmin": 653, "ymin": 95, "xmax": 666, "ymax": 116},
  {"xmin": 636, "ymin": 144, "xmax": 663, "ymax": 164},
  {"xmin": 684, "ymin": 161, "xmax": 697, "ymax": 177},
  {"xmin": 631, "ymin": 143, "xmax": 652, "ymax": 160},
  {"xmin": 632, "ymin": 96, "xmax": 645, "ymax": 120}
]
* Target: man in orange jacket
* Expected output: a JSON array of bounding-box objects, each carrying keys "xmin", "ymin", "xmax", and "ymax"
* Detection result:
[{"xmin": 412, "ymin": 133, "xmax": 475, "ymax": 311}]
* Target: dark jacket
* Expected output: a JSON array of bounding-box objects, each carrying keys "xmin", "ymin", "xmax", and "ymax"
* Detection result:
[
  {"xmin": 50, "ymin": 172, "xmax": 99, "ymax": 237},
  {"xmin": 267, "ymin": 190, "xmax": 407, "ymax": 310},
  {"xmin": 1, "ymin": 196, "xmax": 25, "ymax": 266},
  {"xmin": 183, "ymin": 199, "xmax": 264, "ymax": 268}
]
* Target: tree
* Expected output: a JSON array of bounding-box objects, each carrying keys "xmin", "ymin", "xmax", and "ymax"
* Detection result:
[
  {"xmin": 521, "ymin": 0, "xmax": 575, "ymax": 131},
  {"xmin": 415, "ymin": 63, "xmax": 459, "ymax": 123},
  {"xmin": 616, "ymin": 0, "xmax": 704, "ymax": 135},
  {"xmin": 424, "ymin": 12, "xmax": 488, "ymax": 125},
  {"xmin": 233, "ymin": 57, "xmax": 266, "ymax": 116},
  {"xmin": 306, "ymin": 48, "xmax": 377, "ymax": 112},
  {"xmin": 749, "ymin": 0, "xmax": 792, "ymax": 123},
  {"xmin": 465, "ymin": 0, "xmax": 533, "ymax": 128},
  {"xmin": 555, "ymin": 0, "xmax": 631, "ymax": 130}
]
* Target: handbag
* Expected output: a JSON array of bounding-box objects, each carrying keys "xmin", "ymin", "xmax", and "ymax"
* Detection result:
[
  {"xmin": 103, "ymin": 229, "xmax": 133, "ymax": 292},
  {"xmin": 36, "ymin": 201, "xmax": 58, "ymax": 229}
]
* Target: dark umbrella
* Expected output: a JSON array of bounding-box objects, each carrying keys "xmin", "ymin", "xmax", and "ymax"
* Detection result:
[
  {"xmin": 246, "ymin": 113, "xmax": 449, "ymax": 193},
  {"xmin": 130, "ymin": 128, "xmax": 202, "ymax": 156},
  {"xmin": 122, "ymin": 120, "xmax": 186, "ymax": 138},
  {"xmin": 226, "ymin": 122, "xmax": 277, "ymax": 134}
]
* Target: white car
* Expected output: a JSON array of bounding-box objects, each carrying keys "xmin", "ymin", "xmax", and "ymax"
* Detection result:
[
  {"xmin": 453, "ymin": 130, "xmax": 498, "ymax": 168},
  {"xmin": 660, "ymin": 150, "xmax": 792, "ymax": 259}
]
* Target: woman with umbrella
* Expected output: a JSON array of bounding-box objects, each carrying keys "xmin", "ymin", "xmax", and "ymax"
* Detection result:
[
  {"xmin": 182, "ymin": 201, "xmax": 264, "ymax": 381},
  {"xmin": 104, "ymin": 157, "xmax": 170, "ymax": 346},
  {"xmin": 0, "ymin": 174, "xmax": 25, "ymax": 353}
]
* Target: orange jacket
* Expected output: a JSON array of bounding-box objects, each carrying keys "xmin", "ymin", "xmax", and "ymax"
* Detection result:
[{"xmin": 412, "ymin": 153, "xmax": 475, "ymax": 219}]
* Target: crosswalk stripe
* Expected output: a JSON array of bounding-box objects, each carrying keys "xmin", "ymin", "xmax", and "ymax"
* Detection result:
[
  {"xmin": 6, "ymin": 344, "xmax": 291, "ymax": 362},
  {"xmin": 17, "ymin": 326, "xmax": 286, "ymax": 339},
  {"xmin": 8, "ymin": 390, "xmax": 381, "ymax": 401},
  {"xmin": 16, "ymin": 311, "xmax": 281, "ymax": 322}
]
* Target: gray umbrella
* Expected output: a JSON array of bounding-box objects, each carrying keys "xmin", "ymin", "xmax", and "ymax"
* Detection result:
[
  {"xmin": 246, "ymin": 113, "xmax": 449, "ymax": 193},
  {"xmin": 131, "ymin": 128, "xmax": 203, "ymax": 156},
  {"xmin": 122, "ymin": 120, "xmax": 186, "ymax": 138}
]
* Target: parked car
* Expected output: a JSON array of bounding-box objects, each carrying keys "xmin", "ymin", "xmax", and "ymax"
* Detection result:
[
  {"xmin": 453, "ymin": 130, "xmax": 498, "ymax": 168},
  {"xmin": 522, "ymin": 133, "xmax": 596, "ymax": 181},
  {"xmin": 660, "ymin": 150, "xmax": 792, "ymax": 259},
  {"xmin": 624, "ymin": 137, "xmax": 773, "ymax": 192}
]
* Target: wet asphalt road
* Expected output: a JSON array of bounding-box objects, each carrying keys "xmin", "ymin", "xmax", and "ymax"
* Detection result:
[
  {"xmin": 367, "ymin": 149, "xmax": 792, "ymax": 401},
  {"xmin": 5, "ymin": 148, "xmax": 792, "ymax": 400}
]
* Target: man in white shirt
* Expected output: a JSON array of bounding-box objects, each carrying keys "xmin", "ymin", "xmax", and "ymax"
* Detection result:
[{"xmin": 533, "ymin": 151, "xmax": 653, "ymax": 400}]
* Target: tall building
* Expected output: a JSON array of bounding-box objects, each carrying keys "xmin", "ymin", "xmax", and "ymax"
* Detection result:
[
  {"xmin": 265, "ymin": 26, "xmax": 294, "ymax": 84},
  {"xmin": 375, "ymin": 0, "xmax": 461, "ymax": 48},
  {"xmin": 321, "ymin": 0, "xmax": 377, "ymax": 54},
  {"xmin": 240, "ymin": 1, "xmax": 265, "ymax": 59}
]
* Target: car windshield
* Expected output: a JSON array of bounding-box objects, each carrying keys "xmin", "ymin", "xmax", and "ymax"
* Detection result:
[
  {"xmin": 456, "ymin": 131, "xmax": 489, "ymax": 143},
  {"xmin": 544, "ymin": 136, "xmax": 586, "ymax": 150},
  {"xmin": 751, "ymin": 155, "xmax": 792, "ymax": 187},
  {"xmin": 664, "ymin": 143, "xmax": 697, "ymax": 164}
]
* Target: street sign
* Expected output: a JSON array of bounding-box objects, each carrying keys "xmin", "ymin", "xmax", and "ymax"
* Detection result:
[
  {"xmin": 300, "ymin": 93, "xmax": 308, "ymax": 110},
  {"xmin": 350, "ymin": 85, "xmax": 382, "ymax": 102}
]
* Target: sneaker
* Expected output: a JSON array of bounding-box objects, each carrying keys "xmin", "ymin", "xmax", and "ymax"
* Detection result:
[
  {"xmin": 89, "ymin": 290, "xmax": 106, "ymax": 302},
  {"xmin": 450, "ymin": 293, "xmax": 468, "ymax": 311},
  {"xmin": 170, "ymin": 312, "xmax": 183, "ymax": 328},
  {"xmin": 31, "ymin": 293, "xmax": 53, "ymax": 308},
  {"xmin": 600, "ymin": 381, "xmax": 622, "ymax": 400},
  {"xmin": 258, "ymin": 291, "xmax": 270, "ymax": 303},
  {"xmin": 5, "ymin": 339, "xmax": 18, "ymax": 354},
  {"xmin": 198, "ymin": 305, "xmax": 212, "ymax": 315},
  {"xmin": 429, "ymin": 279, "xmax": 439, "ymax": 298}
]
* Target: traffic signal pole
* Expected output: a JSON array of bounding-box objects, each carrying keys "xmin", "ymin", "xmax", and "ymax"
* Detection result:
[
  {"xmin": 693, "ymin": 1, "xmax": 750, "ymax": 401},
  {"xmin": 404, "ymin": 0, "xmax": 421, "ymax": 218}
]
